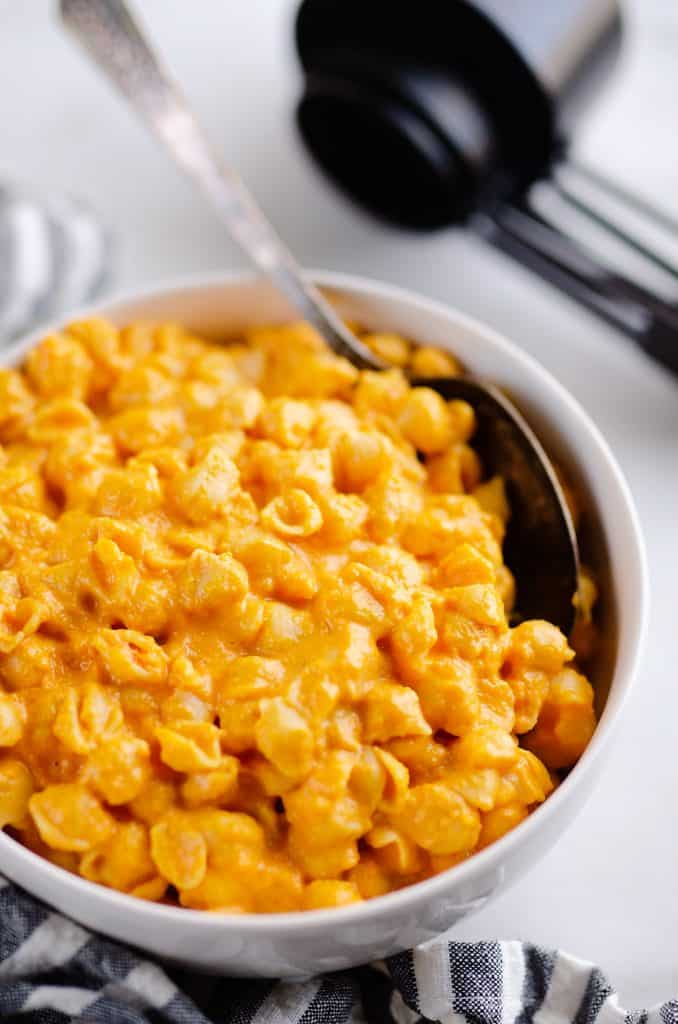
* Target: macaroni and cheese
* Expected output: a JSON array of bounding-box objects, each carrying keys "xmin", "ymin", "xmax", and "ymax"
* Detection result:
[{"xmin": 0, "ymin": 318, "xmax": 597, "ymax": 912}]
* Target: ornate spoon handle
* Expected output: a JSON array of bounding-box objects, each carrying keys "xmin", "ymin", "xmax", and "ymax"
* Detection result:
[{"xmin": 59, "ymin": 0, "xmax": 379, "ymax": 369}]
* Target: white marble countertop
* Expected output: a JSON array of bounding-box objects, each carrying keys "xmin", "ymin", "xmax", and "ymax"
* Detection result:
[{"xmin": 1, "ymin": 0, "xmax": 677, "ymax": 1008}]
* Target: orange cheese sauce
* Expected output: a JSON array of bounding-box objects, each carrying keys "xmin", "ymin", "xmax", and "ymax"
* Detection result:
[{"xmin": 0, "ymin": 318, "xmax": 596, "ymax": 912}]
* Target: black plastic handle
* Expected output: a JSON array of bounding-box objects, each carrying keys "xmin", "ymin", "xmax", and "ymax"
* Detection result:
[{"xmin": 476, "ymin": 162, "xmax": 678, "ymax": 376}]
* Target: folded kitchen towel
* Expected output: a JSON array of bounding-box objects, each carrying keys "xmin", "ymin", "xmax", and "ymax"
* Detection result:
[
  {"xmin": 0, "ymin": 873, "xmax": 672, "ymax": 1024},
  {"xmin": 0, "ymin": 184, "xmax": 110, "ymax": 345}
]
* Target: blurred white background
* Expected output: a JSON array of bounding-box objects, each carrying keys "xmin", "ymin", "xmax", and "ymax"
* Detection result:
[{"xmin": 0, "ymin": 0, "xmax": 677, "ymax": 1007}]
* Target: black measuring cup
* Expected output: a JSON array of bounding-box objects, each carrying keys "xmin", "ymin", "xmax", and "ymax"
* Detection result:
[{"xmin": 295, "ymin": 0, "xmax": 678, "ymax": 376}]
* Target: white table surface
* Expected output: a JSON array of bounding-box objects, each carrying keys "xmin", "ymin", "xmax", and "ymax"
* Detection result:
[{"xmin": 1, "ymin": 0, "xmax": 677, "ymax": 1008}]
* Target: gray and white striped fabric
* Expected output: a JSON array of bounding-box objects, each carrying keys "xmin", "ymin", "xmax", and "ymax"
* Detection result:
[
  {"xmin": 0, "ymin": 184, "xmax": 110, "ymax": 344},
  {"xmin": 0, "ymin": 874, "xmax": 673, "ymax": 1024}
]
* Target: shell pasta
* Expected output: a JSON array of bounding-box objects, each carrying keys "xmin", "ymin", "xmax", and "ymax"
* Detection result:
[{"xmin": 0, "ymin": 318, "xmax": 596, "ymax": 912}]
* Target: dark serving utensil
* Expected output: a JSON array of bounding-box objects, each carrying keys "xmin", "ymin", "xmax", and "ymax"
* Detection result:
[{"xmin": 59, "ymin": 0, "xmax": 580, "ymax": 634}]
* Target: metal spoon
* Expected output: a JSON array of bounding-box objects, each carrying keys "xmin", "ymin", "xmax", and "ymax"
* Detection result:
[{"xmin": 59, "ymin": 0, "xmax": 580, "ymax": 633}]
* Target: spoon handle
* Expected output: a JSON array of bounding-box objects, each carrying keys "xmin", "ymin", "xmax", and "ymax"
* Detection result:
[{"xmin": 59, "ymin": 0, "xmax": 379, "ymax": 370}]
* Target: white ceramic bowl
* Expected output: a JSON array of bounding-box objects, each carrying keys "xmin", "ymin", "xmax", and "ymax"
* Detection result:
[{"xmin": 0, "ymin": 271, "xmax": 647, "ymax": 978}]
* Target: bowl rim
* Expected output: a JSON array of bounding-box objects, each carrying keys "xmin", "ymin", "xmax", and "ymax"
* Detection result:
[{"xmin": 0, "ymin": 267, "xmax": 649, "ymax": 933}]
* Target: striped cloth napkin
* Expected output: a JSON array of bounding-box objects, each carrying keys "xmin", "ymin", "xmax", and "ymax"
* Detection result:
[
  {"xmin": 0, "ymin": 185, "xmax": 668, "ymax": 1023},
  {"xmin": 0, "ymin": 184, "xmax": 110, "ymax": 345},
  {"xmin": 0, "ymin": 873, "xmax": 671, "ymax": 1023}
]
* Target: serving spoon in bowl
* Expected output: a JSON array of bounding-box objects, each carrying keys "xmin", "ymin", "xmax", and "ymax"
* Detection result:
[{"xmin": 59, "ymin": 0, "xmax": 580, "ymax": 634}]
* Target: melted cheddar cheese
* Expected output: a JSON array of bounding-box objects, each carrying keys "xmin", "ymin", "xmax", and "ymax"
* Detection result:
[{"xmin": 0, "ymin": 318, "xmax": 596, "ymax": 912}]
